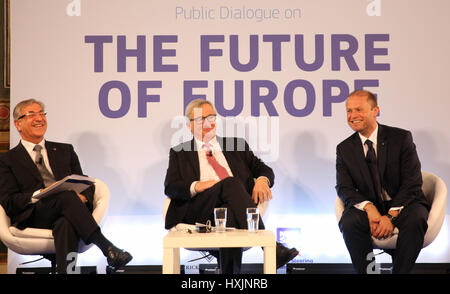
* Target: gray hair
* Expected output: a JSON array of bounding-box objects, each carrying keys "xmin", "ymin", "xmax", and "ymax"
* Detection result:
[
  {"xmin": 185, "ymin": 99, "xmax": 216, "ymax": 119},
  {"xmin": 13, "ymin": 99, "xmax": 46, "ymax": 120}
]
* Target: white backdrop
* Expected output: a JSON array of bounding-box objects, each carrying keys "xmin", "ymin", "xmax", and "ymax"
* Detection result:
[{"xmin": 10, "ymin": 0, "xmax": 450, "ymax": 272}]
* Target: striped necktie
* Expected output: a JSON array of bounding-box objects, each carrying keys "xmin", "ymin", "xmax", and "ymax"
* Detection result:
[{"xmin": 33, "ymin": 145, "xmax": 56, "ymax": 187}]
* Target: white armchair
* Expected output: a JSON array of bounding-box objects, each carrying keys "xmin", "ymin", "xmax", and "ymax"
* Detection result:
[
  {"xmin": 0, "ymin": 178, "xmax": 110, "ymax": 273},
  {"xmin": 335, "ymin": 171, "xmax": 447, "ymax": 250}
]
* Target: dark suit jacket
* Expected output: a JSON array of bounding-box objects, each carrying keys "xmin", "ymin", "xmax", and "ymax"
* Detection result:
[
  {"xmin": 164, "ymin": 136, "xmax": 274, "ymax": 229},
  {"xmin": 336, "ymin": 124, "xmax": 428, "ymax": 211},
  {"xmin": 0, "ymin": 140, "xmax": 94, "ymax": 227}
]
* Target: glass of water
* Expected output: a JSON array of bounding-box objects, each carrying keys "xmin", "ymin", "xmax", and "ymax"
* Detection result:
[
  {"xmin": 246, "ymin": 207, "xmax": 260, "ymax": 233},
  {"xmin": 214, "ymin": 207, "xmax": 227, "ymax": 233}
]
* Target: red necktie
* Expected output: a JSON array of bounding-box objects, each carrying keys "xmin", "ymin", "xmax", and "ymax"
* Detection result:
[{"xmin": 203, "ymin": 143, "xmax": 230, "ymax": 180}]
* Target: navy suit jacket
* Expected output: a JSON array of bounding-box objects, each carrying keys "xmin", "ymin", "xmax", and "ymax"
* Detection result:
[
  {"xmin": 336, "ymin": 124, "xmax": 428, "ymax": 211},
  {"xmin": 164, "ymin": 136, "xmax": 274, "ymax": 229},
  {"xmin": 0, "ymin": 141, "xmax": 94, "ymax": 227}
]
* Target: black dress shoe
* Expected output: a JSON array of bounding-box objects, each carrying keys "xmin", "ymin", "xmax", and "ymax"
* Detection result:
[
  {"xmin": 106, "ymin": 246, "xmax": 133, "ymax": 273},
  {"xmin": 276, "ymin": 242, "xmax": 298, "ymax": 269}
]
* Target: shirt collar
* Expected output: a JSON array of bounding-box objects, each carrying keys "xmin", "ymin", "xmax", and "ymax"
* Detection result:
[
  {"xmin": 358, "ymin": 123, "xmax": 378, "ymax": 146},
  {"xmin": 194, "ymin": 136, "xmax": 221, "ymax": 151},
  {"xmin": 21, "ymin": 139, "xmax": 46, "ymax": 154}
]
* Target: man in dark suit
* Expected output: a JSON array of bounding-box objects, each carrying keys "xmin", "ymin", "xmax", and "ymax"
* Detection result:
[
  {"xmin": 164, "ymin": 99, "xmax": 298, "ymax": 274},
  {"xmin": 336, "ymin": 90, "xmax": 429, "ymax": 274},
  {"xmin": 0, "ymin": 99, "xmax": 132, "ymax": 274}
]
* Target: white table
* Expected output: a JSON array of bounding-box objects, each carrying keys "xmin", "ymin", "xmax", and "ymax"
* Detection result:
[{"xmin": 163, "ymin": 229, "xmax": 276, "ymax": 274}]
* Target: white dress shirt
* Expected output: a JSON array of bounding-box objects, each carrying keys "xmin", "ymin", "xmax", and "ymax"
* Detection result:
[
  {"xmin": 189, "ymin": 137, "xmax": 234, "ymax": 197},
  {"xmin": 188, "ymin": 136, "xmax": 270, "ymax": 198},
  {"xmin": 21, "ymin": 139, "xmax": 55, "ymax": 177}
]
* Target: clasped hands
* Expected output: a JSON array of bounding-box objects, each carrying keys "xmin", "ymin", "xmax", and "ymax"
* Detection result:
[
  {"xmin": 194, "ymin": 176, "xmax": 272, "ymax": 204},
  {"xmin": 364, "ymin": 203, "xmax": 399, "ymax": 239}
]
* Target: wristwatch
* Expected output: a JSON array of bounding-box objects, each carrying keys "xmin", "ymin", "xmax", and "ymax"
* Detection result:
[{"xmin": 386, "ymin": 214, "xmax": 398, "ymax": 225}]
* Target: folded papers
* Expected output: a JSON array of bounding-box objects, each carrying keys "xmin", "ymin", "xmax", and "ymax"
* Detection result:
[{"xmin": 32, "ymin": 174, "xmax": 95, "ymax": 199}]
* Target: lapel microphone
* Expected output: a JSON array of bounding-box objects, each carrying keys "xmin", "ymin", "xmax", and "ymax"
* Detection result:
[{"xmin": 208, "ymin": 150, "xmax": 212, "ymax": 157}]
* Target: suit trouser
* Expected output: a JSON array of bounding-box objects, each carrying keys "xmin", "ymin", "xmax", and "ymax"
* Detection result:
[
  {"xmin": 23, "ymin": 190, "xmax": 99, "ymax": 274},
  {"xmin": 339, "ymin": 201, "xmax": 429, "ymax": 274},
  {"xmin": 184, "ymin": 177, "xmax": 264, "ymax": 274}
]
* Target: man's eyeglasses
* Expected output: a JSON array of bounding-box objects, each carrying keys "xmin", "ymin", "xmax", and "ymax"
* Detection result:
[
  {"xmin": 17, "ymin": 111, "xmax": 47, "ymax": 120},
  {"xmin": 190, "ymin": 114, "xmax": 217, "ymax": 124}
]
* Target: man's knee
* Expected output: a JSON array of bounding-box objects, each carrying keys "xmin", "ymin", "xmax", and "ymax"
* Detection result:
[
  {"xmin": 398, "ymin": 204, "xmax": 429, "ymax": 233},
  {"xmin": 339, "ymin": 208, "xmax": 369, "ymax": 235},
  {"xmin": 222, "ymin": 176, "xmax": 240, "ymax": 186},
  {"xmin": 54, "ymin": 191, "xmax": 84, "ymax": 208},
  {"xmin": 221, "ymin": 177, "xmax": 246, "ymax": 192},
  {"xmin": 219, "ymin": 177, "xmax": 249, "ymax": 201}
]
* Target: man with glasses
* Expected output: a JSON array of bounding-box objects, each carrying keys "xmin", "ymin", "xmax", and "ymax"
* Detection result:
[
  {"xmin": 164, "ymin": 99, "xmax": 298, "ymax": 274},
  {"xmin": 0, "ymin": 98, "xmax": 132, "ymax": 274}
]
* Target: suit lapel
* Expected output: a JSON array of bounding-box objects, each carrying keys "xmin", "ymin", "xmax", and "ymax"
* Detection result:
[
  {"xmin": 45, "ymin": 141, "xmax": 62, "ymax": 180},
  {"xmin": 186, "ymin": 139, "xmax": 200, "ymax": 179},
  {"xmin": 12, "ymin": 143, "xmax": 42, "ymax": 182},
  {"xmin": 377, "ymin": 124, "xmax": 387, "ymax": 181},
  {"xmin": 217, "ymin": 136, "xmax": 238, "ymax": 176}
]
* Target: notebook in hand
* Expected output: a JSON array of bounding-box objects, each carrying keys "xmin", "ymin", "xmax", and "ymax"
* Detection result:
[{"xmin": 32, "ymin": 174, "xmax": 96, "ymax": 200}]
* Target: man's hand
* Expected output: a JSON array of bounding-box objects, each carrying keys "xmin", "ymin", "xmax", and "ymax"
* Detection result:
[
  {"xmin": 372, "ymin": 210, "xmax": 399, "ymax": 239},
  {"xmin": 388, "ymin": 210, "xmax": 400, "ymax": 218},
  {"xmin": 40, "ymin": 181, "xmax": 58, "ymax": 193},
  {"xmin": 77, "ymin": 193, "xmax": 87, "ymax": 204},
  {"xmin": 372, "ymin": 215, "xmax": 394, "ymax": 239},
  {"xmin": 251, "ymin": 177, "xmax": 272, "ymax": 204},
  {"xmin": 195, "ymin": 180, "xmax": 219, "ymax": 193},
  {"xmin": 363, "ymin": 203, "xmax": 395, "ymax": 239},
  {"xmin": 363, "ymin": 203, "xmax": 382, "ymax": 237}
]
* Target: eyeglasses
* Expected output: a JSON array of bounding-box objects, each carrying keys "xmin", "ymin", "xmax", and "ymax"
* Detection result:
[
  {"xmin": 190, "ymin": 114, "xmax": 217, "ymax": 124},
  {"xmin": 17, "ymin": 111, "xmax": 47, "ymax": 120}
]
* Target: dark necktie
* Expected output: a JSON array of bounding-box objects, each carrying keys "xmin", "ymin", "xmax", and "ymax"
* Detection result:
[
  {"xmin": 33, "ymin": 145, "xmax": 56, "ymax": 187},
  {"xmin": 203, "ymin": 143, "xmax": 230, "ymax": 180},
  {"xmin": 364, "ymin": 139, "xmax": 385, "ymax": 212}
]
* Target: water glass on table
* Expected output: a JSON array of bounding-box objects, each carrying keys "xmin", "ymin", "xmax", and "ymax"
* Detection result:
[
  {"xmin": 214, "ymin": 207, "xmax": 227, "ymax": 233},
  {"xmin": 246, "ymin": 207, "xmax": 259, "ymax": 233}
]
